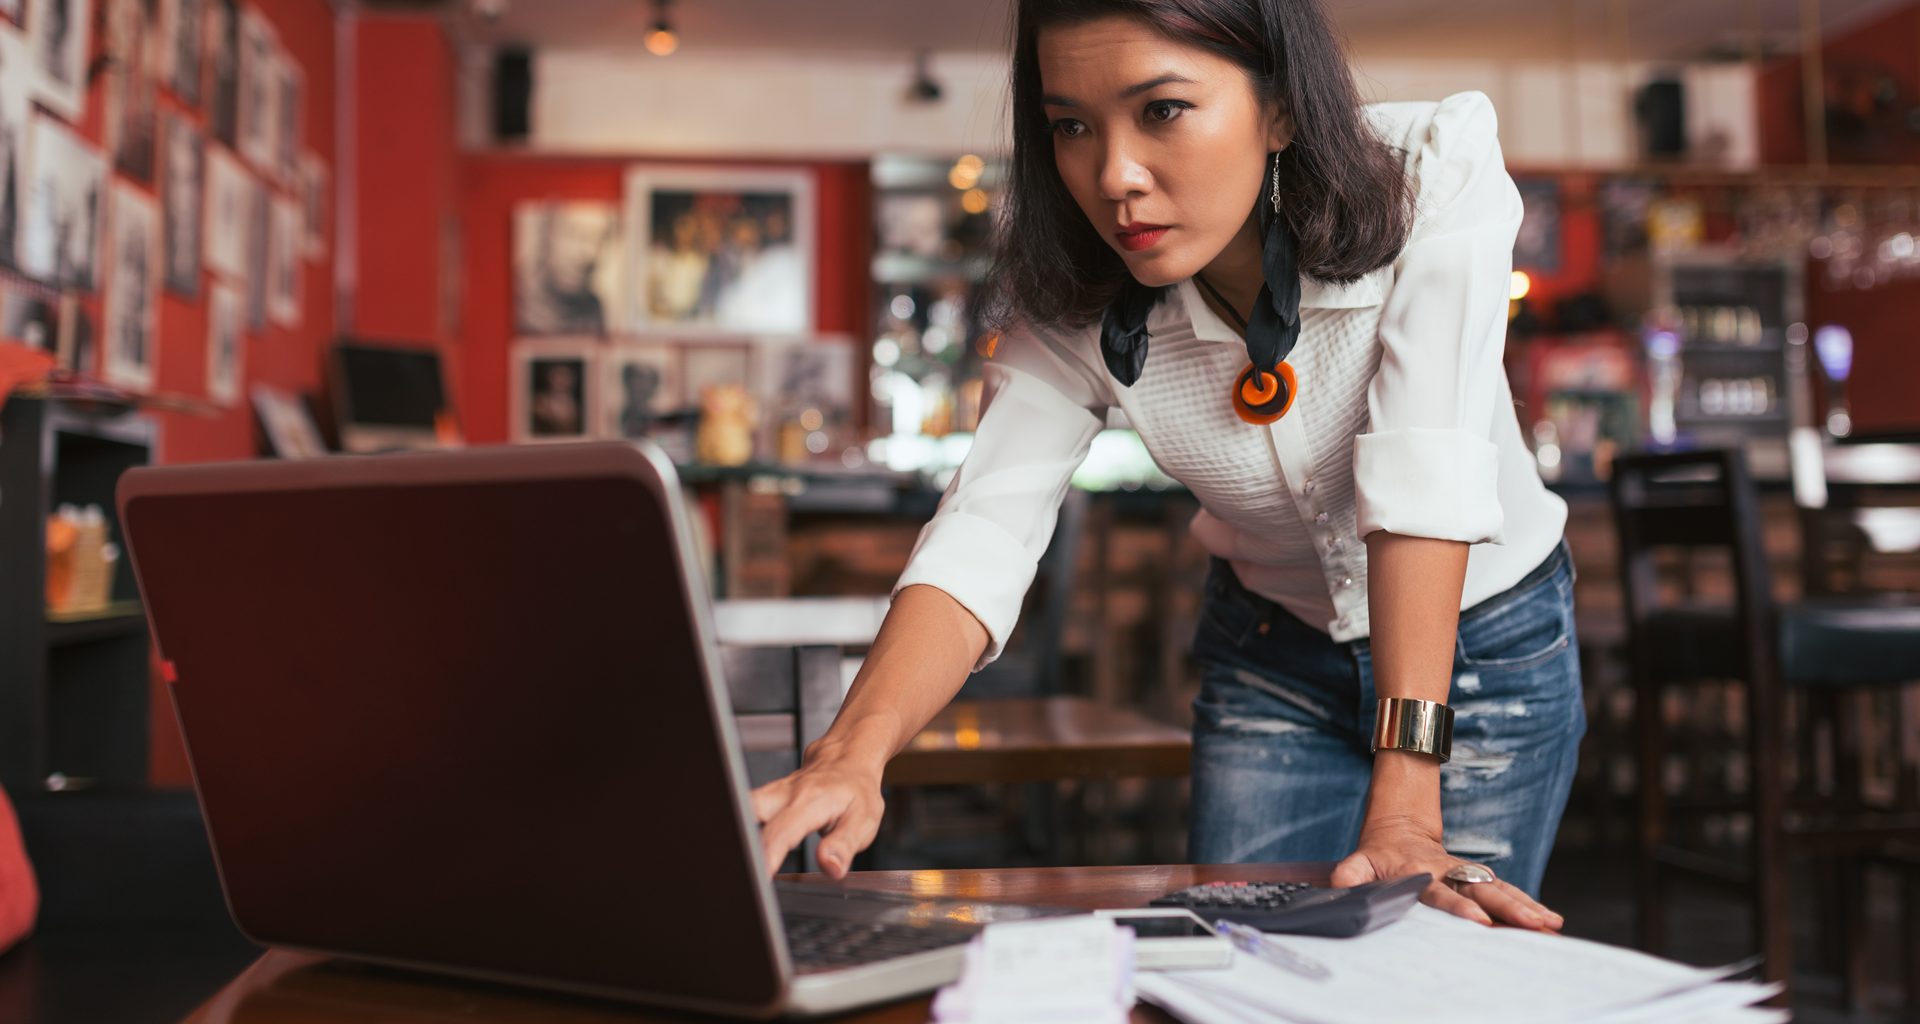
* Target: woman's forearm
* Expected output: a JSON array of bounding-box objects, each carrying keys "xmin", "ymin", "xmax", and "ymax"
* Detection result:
[
  {"xmin": 804, "ymin": 584, "xmax": 990, "ymax": 773},
  {"xmin": 1361, "ymin": 532, "xmax": 1470, "ymax": 835}
]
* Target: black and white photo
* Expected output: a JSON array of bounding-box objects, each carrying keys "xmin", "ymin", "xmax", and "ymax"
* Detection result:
[
  {"xmin": 107, "ymin": 0, "xmax": 158, "ymax": 182},
  {"xmin": 267, "ymin": 193, "xmax": 300, "ymax": 327},
  {"xmin": 602, "ymin": 344, "xmax": 679, "ymax": 440},
  {"xmin": 206, "ymin": 0, "xmax": 238, "ymax": 145},
  {"xmin": 624, "ymin": 167, "xmax": 813, "ymax": 335},
  {"xmin": 203, "ymin": 145, "xmax": 248, "ymax": 279},
  {"xmin": 206, "ymin": 280, "xmax": 242, "ymax": 405},
  {"xmin": 104, "ymin": 181, "xmax": 159, "ymax": 391},
  {"xmin": 27, "ymin": 0, "xmax": 92, "ymax": 120},
  {"xmin": 160, "ymin": 0, "xmax": 202, "ymax": 105},
  {"xmin": 514, "ymin": 201, "xmax": 620, "ymax": 336},
  {"xmin": 236, "ymin": 8, "xmax": 276, "ymax": 171},
  {"xmin": 162, "ymin": 113, "xmax": 203, "ymax": 297},
  {"xmin": 22, "ymin": 113, "xmax": 104, "ymax": 290},
  {"xmin": 511, "ymin": 340, "xmax": 597, "ymax": 443}
]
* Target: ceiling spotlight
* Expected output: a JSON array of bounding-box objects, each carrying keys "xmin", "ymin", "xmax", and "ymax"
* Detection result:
[
  {"xmin": 645, "ymin": 0, "xmax": 678, "ymax": 56},
  {"xmin": 905, "ymin": 50, "xmax": 942, "ymax": 105}
]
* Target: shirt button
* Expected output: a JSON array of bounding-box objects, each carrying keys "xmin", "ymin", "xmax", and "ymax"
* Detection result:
[
  {"xmin": 1327, "ymin": 537, "xmax": 1344, "ymax": 552},
  {"xmin": 1340, "ymin": 577, "xmax": 1354, "ymax": 588},
  {"xmin": 1302, "ymin": 479, "xmax": 1317, "ymax": 496},
  {"xmin": 1337, "ymin": 616, "xmax": 1351, "ymax": 629},
  {"xmin": 1313, "ymin": 512, "xmax": 1329, "ymax": 525}
]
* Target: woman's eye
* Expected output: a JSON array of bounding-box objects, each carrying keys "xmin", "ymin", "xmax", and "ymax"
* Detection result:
[
  {"xmin": 1145, "ymin": 100, "xmax": 1191, "ymax": 123},
  {"xmin": 1048, "ymin": 118, "xmax": 1086, "ymax": 138}
]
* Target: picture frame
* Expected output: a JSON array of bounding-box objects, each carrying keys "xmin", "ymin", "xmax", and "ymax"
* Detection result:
[
  {"xmin": 600, "ymin": 343, "xmax": 680, "ymax": 441},
  {"xmin": 206, "ymin": 280, "xmax": 243, "ymax": 405},
  {"xmin": 622, "ymin": 166, "xmax": 813, "ymax": 336},
  {"xmin": 514, "ymin": 201, "xmax": 621, "ymax": 337},
  {"xmin": 103, "ymin": 180, "xmax": 160, "ymax": 391},
  {"xmin": 510, "ymin": 338, "xmax": 599, "ymax": 444},
  {"xmin": 26, "ymin": 0, "xmax": 93, "ymax": 121},
  {"xmin": 252, "ymin": 383, "xmax": 326, "ymax": 458}
]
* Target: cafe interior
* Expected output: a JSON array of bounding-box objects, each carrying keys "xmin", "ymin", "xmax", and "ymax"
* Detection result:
[{"xmin": 1, "ymin": 0, "xmax": 1919, "ymax": 1021}]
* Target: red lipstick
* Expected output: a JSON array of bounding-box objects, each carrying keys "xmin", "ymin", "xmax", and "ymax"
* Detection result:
[{"xmin": 1115, "ymin": 223, "xmax": 1170, "ymax": 252}]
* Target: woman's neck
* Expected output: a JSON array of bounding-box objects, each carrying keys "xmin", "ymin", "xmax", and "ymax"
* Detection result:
[{"xmin": 1195, "ymin": 211, "xmax": 1266, "ymax": 329}]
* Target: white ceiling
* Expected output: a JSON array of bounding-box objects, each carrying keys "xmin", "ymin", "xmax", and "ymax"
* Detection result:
[{"xmin": 446, "ymin": 0, "xmax": 1917, "ymax": 62}]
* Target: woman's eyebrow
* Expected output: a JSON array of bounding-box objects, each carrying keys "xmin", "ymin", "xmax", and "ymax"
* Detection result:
[{"xmin": 1042, "ymin": 72, "xmax": 1197, "ymax": 107}]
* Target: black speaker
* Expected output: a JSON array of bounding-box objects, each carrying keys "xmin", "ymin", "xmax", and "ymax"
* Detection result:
[
  {"xmin": 493, "ymin": 47, "xmax": 532, "ymax": 142},
  {"xmin": 1635, "ymin": 79, "xmax": 1685, "ymax": 158}
]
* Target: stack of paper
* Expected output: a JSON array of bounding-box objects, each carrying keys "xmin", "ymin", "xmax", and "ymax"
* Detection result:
[
  {"xmin": 1135, "ymin": 905, "xmax": 1783, "ymax": 1024},
  {"xmin": 931, "ymin": 916, "xmax": 1137, "ymax": 1024}
]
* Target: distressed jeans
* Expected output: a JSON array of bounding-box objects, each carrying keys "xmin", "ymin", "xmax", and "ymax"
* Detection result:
[{"xmin": 1188, "ymin": 540, "xmax": 1585, "ymax": 897}]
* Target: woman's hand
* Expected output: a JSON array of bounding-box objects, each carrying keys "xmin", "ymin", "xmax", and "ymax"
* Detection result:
[
  {"xmin": 749, "ymin": 742, "xmax": 887, "ymax": 880},
  {"xmin": 1330, "ymin": 814, "xmax": 1563, "ymax": 931}
]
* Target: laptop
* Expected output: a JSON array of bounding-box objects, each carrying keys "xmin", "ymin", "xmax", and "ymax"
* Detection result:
[{"xmin": 117, "ymin": 441, "xmax": 1064, "ymax": 1018}]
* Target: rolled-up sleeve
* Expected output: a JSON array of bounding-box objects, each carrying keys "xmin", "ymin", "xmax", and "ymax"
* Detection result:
[
  {"xmin": 1353, "ymin": 90, "xmax": 1523, "ymax": 545},
  {"xmin": 893, "ymin": 323, "xmax": 1109, "ymax": 669}
]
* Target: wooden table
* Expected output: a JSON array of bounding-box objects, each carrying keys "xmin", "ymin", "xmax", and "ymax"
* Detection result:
[{"xmin": 179, "ymin": 863, "xmax": 1327, "ymax": 1023}]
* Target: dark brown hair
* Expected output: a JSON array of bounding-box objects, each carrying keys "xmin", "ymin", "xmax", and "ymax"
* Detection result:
[{"xmin": 982, "ymin": 0, "xmax": 1415, "ymax": 331}]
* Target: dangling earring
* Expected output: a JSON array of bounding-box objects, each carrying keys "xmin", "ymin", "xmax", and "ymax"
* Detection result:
[{"xmin": 1230, "ymin": 152, "xmax": 1304, "ymax": 425}]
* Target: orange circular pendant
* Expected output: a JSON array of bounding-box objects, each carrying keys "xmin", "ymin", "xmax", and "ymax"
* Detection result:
[{"xmin": 1232, "ymin": 361, "xmax": 1297, "ymax": 425}]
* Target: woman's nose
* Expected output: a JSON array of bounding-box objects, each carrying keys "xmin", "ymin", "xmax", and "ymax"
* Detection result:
[{"xmin": 1098, "ymin": 142, "xmax": 1151, "ymax": 202}]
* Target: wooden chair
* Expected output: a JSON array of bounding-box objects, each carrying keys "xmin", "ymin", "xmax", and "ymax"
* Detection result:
[{"xmin": 1611, "ymin": 448, "xmax": 1920, "ymax": 1000}]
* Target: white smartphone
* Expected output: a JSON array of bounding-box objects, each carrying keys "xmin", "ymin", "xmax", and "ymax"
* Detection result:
[{"xmin": 1093, "ymin": 907, "xmax": 1234, "ymax": 970}]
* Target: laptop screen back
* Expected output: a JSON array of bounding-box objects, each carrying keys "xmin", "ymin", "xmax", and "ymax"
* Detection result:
[{"xmin": 119, "ymin": 444, "xmax": 785, "ymax": 1013}]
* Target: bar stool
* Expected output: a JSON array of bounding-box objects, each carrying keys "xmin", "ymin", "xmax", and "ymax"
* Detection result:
[{"xmin": 1609, "ymin": 449, "xmax": 1920, "ymax": 1000}]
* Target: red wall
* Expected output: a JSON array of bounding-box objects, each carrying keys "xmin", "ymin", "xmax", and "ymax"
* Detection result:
[
  {"xmin": 1758, "ymin": 3, "xmax": 1920, "ymax": 167},
  {"xmin": 458, "ymin": 155, "xmax": 872, "ymax": 443}
]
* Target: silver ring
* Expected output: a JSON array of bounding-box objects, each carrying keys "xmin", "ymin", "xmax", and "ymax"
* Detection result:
[{"xmin": 1444, "ymin": 862, "xmax": 1496, "ymax": 890}]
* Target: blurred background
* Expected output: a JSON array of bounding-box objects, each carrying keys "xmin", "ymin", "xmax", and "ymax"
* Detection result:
[{"xmin": 2, "ymin": 0, "xmax": 1919, "ymax": 1020}]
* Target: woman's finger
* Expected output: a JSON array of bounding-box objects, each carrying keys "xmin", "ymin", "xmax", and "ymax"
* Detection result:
[
  {"xmin": 758, "ymin": 787, "xmax": 844, "ymax": 875},
  {"xmin": 1470, "ymin": 880, "xmax": 1563, "ymax": 931},
  {"xmin": 816, "ymin": 796, "xmax": 884, "ymax": 878},
  {"xmin": 1420, "ymin": 880, "xmax": 1494, "ymax": 925},
  {"xmin": 749, "ymin": 778, "xmax": 792, "ymax": 824}
]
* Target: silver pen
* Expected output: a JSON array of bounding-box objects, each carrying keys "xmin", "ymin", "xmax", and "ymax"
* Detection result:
[{"xmin": 1214, "ymin": 919, "xmax": 1332, "ymax": 982}]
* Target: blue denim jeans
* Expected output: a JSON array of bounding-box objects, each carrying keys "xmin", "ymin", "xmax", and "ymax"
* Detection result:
[{"xmin": 1188, "ymin": 540, "xmax": 1585, "ymax": 897}]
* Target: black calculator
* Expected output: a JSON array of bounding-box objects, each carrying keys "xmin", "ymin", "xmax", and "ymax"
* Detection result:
[{"xmin": 1147, "ymin": 873, "xmax": 1430, "ymax": 938}]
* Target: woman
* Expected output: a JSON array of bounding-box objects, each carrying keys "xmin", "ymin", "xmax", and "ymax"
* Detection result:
[{"xmin": 753, "ymin": 0, "xmax": 1582, "ymax": 930}]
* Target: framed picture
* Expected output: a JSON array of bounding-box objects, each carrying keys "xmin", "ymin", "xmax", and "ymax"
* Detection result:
[
  {"xmin": 623, "ymin": 166, "xmax": 813, "ymax": 336},
  {"xmin": 236, "ymin": 7, "xmax": 276, "ymax": 171},
  {"xmin": 26, "ymin": 0, "xmax": 93, "ymax": 121},
  {"xmin": 272, "ymin": 48, "xmax": 301, "ymax": 183},
  {"xmin": 1, "ymin": 284, "xmax": 58, "ymax": 351},
  {"xmin": 160, "ymin": 0, "xmax": 203, "ymax": 106},
  {"xmin": 601, "ymin": 343, "xmax": 679, "ymax": 440},
  {"xmin": 205, "ymin": 280, "xmax": 242, "ymax": 405},
  {"xmin": 1512, "ymin": 177, "xmax": 1561, "ymax": 274},
  {"xmin": 22, "ymin": 113, "xmax": 105, "ymax": 290},
  {"xmin": 680, "ymin": 340, "xmax": 753, "ymax": 408},
  {"xmin": 243, "ymin": 173, "xmax": 268, "ymax": 330},
  {"xmin": 267, "ymin": 194, "xmax": 301, "ymax": 327},
  {"xmin": 103, "ymin": 181, "xmax": 160, "ymax": 391},
  {"xmin": 299, "ymin": 151, "xmax": 326, "ymax": 257},
  {"xmin": 0, "ymin": 29, "xmax": 32, "ymax": 271},
  {"xmin": 203, "ymin": 145, "xmax": 248, "ymax": 279},
  {"xmin": 514, "ymin": 201, "xmax": 620, "ymax": 337},
  {"xmin": 252, "ymin": 383, "xmax": 326, "ymax": 458},
  {"xmin": 106, "ymin": 0, "xmax": 158, "ymax": 183},
  {"xmin": 511, "ymin": 339, "xmax": 598, "ymax": 443},
  {"xmin": 206, "ymin": 0, "xmax": 238, "ymax": 146},
  {"xmin": 162, "ymin": 113, "xmax": 204, "ymax": 297}
]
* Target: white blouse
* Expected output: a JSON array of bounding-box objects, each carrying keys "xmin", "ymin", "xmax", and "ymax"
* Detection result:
[{"xmin": 895, "ymin": 91, "xmax": 1569, "ymax": 669}]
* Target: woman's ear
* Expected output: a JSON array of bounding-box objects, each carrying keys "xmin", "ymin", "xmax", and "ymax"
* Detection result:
[{"xmin": 1266, "ymin": 105, "xmax": 1295, "ymax": 152}]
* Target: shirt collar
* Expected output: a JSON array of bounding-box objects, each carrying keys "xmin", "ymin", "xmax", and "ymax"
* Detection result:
[{"xmin": 1169, "ymin": 267, "xmax": 1392, "ymax": 345}]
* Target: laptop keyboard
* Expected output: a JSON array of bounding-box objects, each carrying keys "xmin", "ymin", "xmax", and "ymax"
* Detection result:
[{"xmin": 784, "ymin": 912, "xmax": 974, "ymax": 974}]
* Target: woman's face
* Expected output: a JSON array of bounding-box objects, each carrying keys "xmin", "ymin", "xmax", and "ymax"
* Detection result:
[{"xmin": 1038, "ymin": 16, "xmax": 1289, "ymax": 286}]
